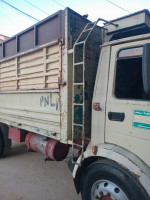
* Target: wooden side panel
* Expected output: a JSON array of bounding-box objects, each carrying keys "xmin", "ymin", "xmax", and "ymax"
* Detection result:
[
  {"xmin": 0, "ymin": 43, "xmax": 60, "ymax": 91},
  {"xmin": 0, "ymin": 59, "xmax": 16, "ymax": 90}
]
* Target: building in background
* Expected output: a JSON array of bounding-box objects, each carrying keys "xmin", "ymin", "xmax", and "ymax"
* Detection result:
[{"xmin": 0, "ymin": 34, "xmax": 9, "ymax": 42}]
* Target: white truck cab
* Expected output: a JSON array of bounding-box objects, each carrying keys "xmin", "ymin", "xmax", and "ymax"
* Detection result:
[{"xmin": 73, "ymin": 10, "xmax": 150, "ymax": 200}]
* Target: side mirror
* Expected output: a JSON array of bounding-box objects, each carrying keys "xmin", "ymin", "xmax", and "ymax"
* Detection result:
[{"xmin": 142, "ymin": 43, "xmax": 150, "ymax": 95}]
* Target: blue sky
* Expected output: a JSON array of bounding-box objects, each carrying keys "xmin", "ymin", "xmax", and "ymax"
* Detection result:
[{"xmin": 0, "ymin": 0, "xmax": 150, "ymax": 37}]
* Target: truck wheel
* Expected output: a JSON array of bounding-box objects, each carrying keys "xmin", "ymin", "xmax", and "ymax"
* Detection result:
[
  {"xmin": 81, "ymin": 159, "xmax": 149, "ymax": 200},
  {"xmin": 0, "ymin": 123, "xmax": 11, "ymax": 156}
]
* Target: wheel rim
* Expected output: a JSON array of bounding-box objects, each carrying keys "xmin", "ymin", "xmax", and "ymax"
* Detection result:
[{"xmin": 91, "ymin": 180, "xmax": 129, "ymax": 200}]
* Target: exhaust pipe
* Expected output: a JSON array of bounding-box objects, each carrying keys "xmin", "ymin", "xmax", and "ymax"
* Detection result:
[{"xmin": 25, "ymin": 133, "xmax": 69, "ymax": 161}]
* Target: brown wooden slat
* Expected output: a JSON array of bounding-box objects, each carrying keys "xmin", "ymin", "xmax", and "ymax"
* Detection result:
[
  {"xmin": 19, "ymin": 84, "xmax": 44, "ymax": 90},
  {"xmin": 0, "ymin": 81, "xmax": 16, "ymax": 87},
  {"xmin": 0, "ymin": 43, "xmax": 60, "ymax": 91},
  {"xmin": 18, "ymin": 77, "xmax": 44, "ymax": 86}
]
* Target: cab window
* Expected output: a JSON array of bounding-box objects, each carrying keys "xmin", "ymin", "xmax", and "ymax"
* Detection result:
[{"xmin": 115, "ymin": 47, "xmax": 150, "ymax": 100}]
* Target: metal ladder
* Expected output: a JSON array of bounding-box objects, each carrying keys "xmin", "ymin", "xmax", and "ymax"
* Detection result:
[{"xmin": 72, "ymin": 19, "xmax": 101, "ymax": 165}]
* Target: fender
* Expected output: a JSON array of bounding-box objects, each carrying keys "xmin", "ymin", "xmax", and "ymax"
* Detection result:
[{"xmin": 73, "ymin": 143, "xmax": 150, "ymax": 196}]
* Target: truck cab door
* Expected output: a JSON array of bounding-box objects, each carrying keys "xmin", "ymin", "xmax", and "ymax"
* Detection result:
[{"xmin": 105, "ymin": 40, "xmax": 150, "ymax": 166}]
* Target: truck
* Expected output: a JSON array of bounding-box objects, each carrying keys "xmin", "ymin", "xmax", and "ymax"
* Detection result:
[{"xmin": 0, "ymin": 7, "xmax": 150, "ymax": 200}]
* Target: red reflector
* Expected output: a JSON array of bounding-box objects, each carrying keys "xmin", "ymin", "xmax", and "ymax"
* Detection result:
[
  {"xmin": 93, "ymin": 102, "xmax": 102, "ymax": 111},
  {"xmin": 92, "ymin": 146, "xmax": 97, "ymax": 155}
]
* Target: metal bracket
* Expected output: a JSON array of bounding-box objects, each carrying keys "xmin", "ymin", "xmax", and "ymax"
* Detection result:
[
  {"xmin": 58, "ymin": 77, "xmax": 66, "ymax": 86},
  {"xmin": 59, "ymin": 38, "xmax": 64, "ymax": 46}
]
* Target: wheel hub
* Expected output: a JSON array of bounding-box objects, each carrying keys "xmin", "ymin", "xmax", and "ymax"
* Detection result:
[
  {"xmin": 91, "ymin": 180, "xmax": 129, "ymax": 200},
  {"xmin": 100, "ymin": 196, "xmax": 112, "ymax": 200}
]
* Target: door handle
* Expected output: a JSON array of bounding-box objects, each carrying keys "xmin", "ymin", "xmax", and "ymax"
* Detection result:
[{"xmin": 108, "ymin": 112, "xmax": 125, "ymax": 122}]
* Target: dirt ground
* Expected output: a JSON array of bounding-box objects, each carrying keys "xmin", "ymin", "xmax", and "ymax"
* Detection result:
[{"xmin": 0, "ymin": 142, "xmax": 81, "ymax": 200}]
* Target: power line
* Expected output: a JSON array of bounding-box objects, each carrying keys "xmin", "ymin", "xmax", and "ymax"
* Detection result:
[
  {"xmin": 24, "ymin": 0, "xmax": 49, "ymax": 16},
  {"xmin": 105, "ymin": 0, "xmax": 131, "ymax": 14},
  {"xmin": 0, "ymin": 0, "xmax": 40, "ymax": 22},
  {"xmin": 51, "ymin": 0, "xmax": 65, "ymax": 8}
]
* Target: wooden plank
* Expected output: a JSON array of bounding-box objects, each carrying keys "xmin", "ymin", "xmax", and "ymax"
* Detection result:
[
  {"xmin": 0, "ymin": 81, "xmax": 16, "ymax": 87},
  {"xmin": 46, "ymin": 44, "xmax": 59, "ymax": 55},
  {"xmin": 0, "ymin": 63, "xmax": 16, "ymax": 70},
  {"xmin": 0, "ymin": 59, "xmax": 15, "ymax": 68},
  {"xmin": 0, "ymin": 71, "xmax": 59, "ymax": 82},
  {"xmin": 18, "ymin": 77, "xmax": 44, "ymax": 86},
  {"xmin": 0, "ymin": 71, "xmax": 16, "ymax": 79},
  {"xmin": 18, "ymin": 56, "xmax": 43, "ymax": 64},
  {"xmin": 0, "ymin": 42, "xmax": 60, "ymax": 91},
  {"xmin": 46, "ymin": 55, "xmax": 59, "ymax": 63},
  {"xmin": 19, "ymin": 84, "xmax": 43, "ymax": 90},
  {"xmin": 46, "ymin": 82, "xmax": 58, "ymax": 88},
  {"xmin": 0, "ymin": 86, "xmax": 16, "ymax": 90},
  {"xmin": 46, "ymin": 51, "xmax": 59, "ymax": 56},
  {"xmin": 18, "ymin": 65, "xmax": 44, "ymax": 76},
  {"xmin": 46, "ymin": 68, "xmax": 59, "ymax": 75},
  {"xmin": 46, "ymin": 75, "xmax": 58, "ymax": 83},
  {"xmin": 47, "ymin": 62, "xmax": 59, "ymax": 70},
  {"xmin": 18, "ymin": 50, "xmax": 43, "ymax": 62},
  {"xmin": 0, "ymin": 66, "xmax": 16, "ymax": 73},
  {"xmin": 18, "ymin": 60, "xmax": 43, "ymax": 70}
]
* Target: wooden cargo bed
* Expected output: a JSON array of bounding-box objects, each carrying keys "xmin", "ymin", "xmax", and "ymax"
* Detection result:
[{"xmin": 0, "ymin": 8, "xmax": 102, "ymax": 144}]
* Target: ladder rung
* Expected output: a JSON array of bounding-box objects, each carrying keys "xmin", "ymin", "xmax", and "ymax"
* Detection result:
[
  {"xmin": 73, "ymin": 123, "xmax": 83, "ymax": 127},
  {"xmin": 74, "ymin": 41, "xmax": 85, "ymax": 46},
  {"xmin": 68, "ymin": 49, "xmax": 73, "ymax": 54},
  {"xmin": 73, "ymin": 103, "xmax": 83, "ymax": 106},
  {"xmin": 73, "ymin": 83, "xmax": 83, "ymax": 86},
  {"xmin": 72, "ymin": 161, "xmax": 80, "ymax": 166},
  {"xmin": 73, "ymin": 143, "xmax": 83, "ymax": 148},
  {"xmin": 83, "ymin": 28, "xmax": 92, "ymax": 33},
  {"xmin": 74, "ymin": 62, "xmax": 83, "ymax": 66}
]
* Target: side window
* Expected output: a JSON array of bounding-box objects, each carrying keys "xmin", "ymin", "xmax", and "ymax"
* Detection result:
[{"xmin": 115, "ymin": 47, "xmax": 150, "ymax": 100}]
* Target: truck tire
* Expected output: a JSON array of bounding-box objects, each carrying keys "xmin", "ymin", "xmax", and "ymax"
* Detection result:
[
  {"xmin": 81, "ymin": 159, "xmax": 149, "ymax": 200},
  {"xmin": 0, "ymin": 123, "xmax": 11, "ymax": 157}
]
